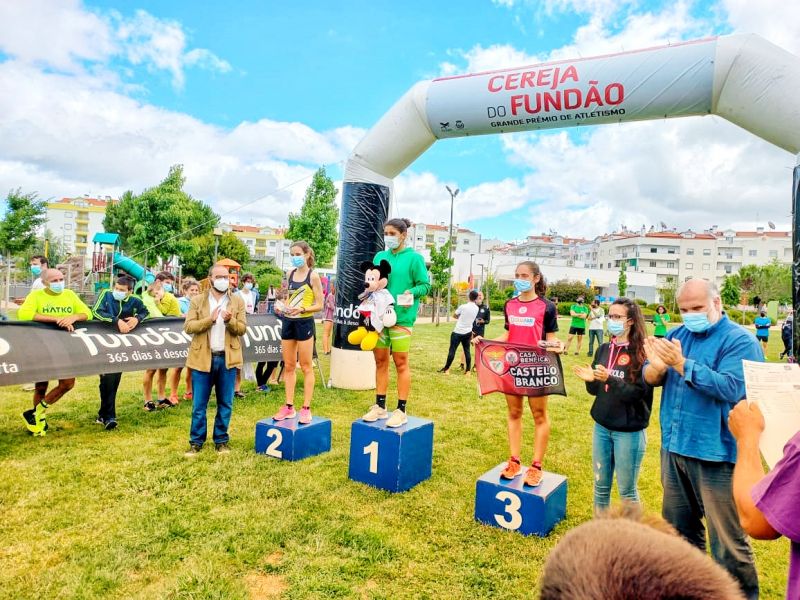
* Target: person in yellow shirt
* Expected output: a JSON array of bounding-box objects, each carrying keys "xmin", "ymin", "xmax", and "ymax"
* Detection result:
[
  {"xmin": 141, "ymin": 280, "xmax": 182, "ymax": 410},
  {"xmin": 17, "ymin": 269, "xmax": 92, "ymax": 435}
]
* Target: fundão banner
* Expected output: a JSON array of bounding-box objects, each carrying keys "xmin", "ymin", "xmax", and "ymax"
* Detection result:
[
  {"xmin": 0, "ymin": 315, "xmax": 284, "ymax": 387},
  {"xmin": 476, "ymin": 340, "xmax": 567, "ymax": 398}
]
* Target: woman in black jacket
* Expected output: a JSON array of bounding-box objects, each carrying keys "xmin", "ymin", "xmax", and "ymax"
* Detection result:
[{"xmin": 574, "ymin": 297, "xmax": 652, "ymax": 512}]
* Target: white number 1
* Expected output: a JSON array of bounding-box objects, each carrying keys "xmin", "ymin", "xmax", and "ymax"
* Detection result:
[
  {"xmin": 265, "ymin": 429, "xmax": 283, "ymax": 458},
  {"xmin": 363, "ymin": 441, "xmax": 379, "ymax": 473},
  {"xmin": 494, "ymin": 491, "xmax": 523, "ymax": 530}
]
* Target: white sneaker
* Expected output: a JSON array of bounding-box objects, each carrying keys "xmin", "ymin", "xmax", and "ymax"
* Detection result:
[
  {"xmin": 385, "ymin": 409, "xmax": 408, "ymax": 428},
  {"xmin": 362, "ymin": 404, "xmax": 388, "ymax": 422}
]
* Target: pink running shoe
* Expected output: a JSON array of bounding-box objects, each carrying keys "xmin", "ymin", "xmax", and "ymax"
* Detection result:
[
  {"xmin": 298, "ymin": 406, "xmax": 312, "ymax": 424},
  {"xmin": 273, "ymin": 404, "xmax": 296, "ymax": 421}
]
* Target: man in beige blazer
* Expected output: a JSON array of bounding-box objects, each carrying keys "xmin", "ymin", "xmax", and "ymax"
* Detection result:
[{"xmin": 184, "ymin": 263, "xmax": 247, "ymax": 456}]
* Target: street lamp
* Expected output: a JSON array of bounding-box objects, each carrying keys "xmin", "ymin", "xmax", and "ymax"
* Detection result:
[
  {"xmin": 476, "ymin": 263, "xmax": 485, "ymax": 299},
  {"xmin": 469, "ymin": 253, "xmax": 475, "ymax": 288},
  {"xmin": 445, "ymin": 185, "xmax": 459, "ymax": 320},
  {"xmin": 213, "ymin": 227, "xmax": 223, "ymax": 262}
]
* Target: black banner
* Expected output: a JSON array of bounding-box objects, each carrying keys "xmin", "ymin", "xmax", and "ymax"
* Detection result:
[
  {"xmin": 332, "ymin": 181, "xmax": 390, "ymax": 350},
  {"xmin": 0, "ymin": 315, "xmax": 283, "ymax": 386}
]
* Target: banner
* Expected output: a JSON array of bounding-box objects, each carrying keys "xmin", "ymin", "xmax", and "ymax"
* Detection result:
[
  {"xmin": 426, "ymin": 38, "xmax": 715, "ymax": 139},
  {"xmin": 476, "ymin": 340, "xmax": 567, "ymax": 398},
  {"xmin": 0, "ymin": 315, "xmax": 283, "ymax": 387}
]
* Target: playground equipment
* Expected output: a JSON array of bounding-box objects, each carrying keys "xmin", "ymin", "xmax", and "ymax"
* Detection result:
[
  {"xmin": 331, "ymin": 33, "xmax": 800, "ymax": 389},
  {"xmin": 91, "ymin": 232, "xmax": 156, "ymax": 293}
]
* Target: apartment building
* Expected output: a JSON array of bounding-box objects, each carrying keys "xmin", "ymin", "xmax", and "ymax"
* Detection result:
[
  {"xmin": 578, "ymin": 226, "xmax": 792, "ymax": 289},
  {"xmin": 508, "ymin": 234, "xmax": 589, "ymax": 266},
  {"xmin": 46, "ymin": 196, "xmax": 113, "ymax": 256},
  {"xmin": 407, "ymin": 222, "xmax": 482, "ymax": 254},
  {"xmin": 223, "ymin": 223, "xmax": 292, "ymax": 267}
]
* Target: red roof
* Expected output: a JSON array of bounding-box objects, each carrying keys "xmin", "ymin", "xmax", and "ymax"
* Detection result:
[
  {"xmin": 731, "ymin": 231, "xmax": 790, "ymax": 238},
  {"xmin": 57, "ymin": 197, "xmax": 114, "ymax": 207},
  {"xmin": 230, "ymin": 224, "xmax": 261, "ymax": 233}
]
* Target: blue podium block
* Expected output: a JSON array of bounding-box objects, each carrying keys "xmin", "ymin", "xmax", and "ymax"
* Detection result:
[
  {"xmin": 348, "ymin": 416, "xmax": 434, "ymax": 493},
  {"xmin": 254, "ymin": 416, "xmax": 331, "ymax": 461},
  {"xmin": 474, "ymin": 463, "xmax": 567, "ymax": 536}
]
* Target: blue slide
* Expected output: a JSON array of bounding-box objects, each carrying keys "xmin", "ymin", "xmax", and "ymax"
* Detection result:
[{"xmin": 112, "ymin": 252, "xmax": 156, "ymax": 284}]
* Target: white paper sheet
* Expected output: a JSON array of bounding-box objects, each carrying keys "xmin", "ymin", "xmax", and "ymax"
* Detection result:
[{"xmin": 742, "ymin": 360, "xmax": 800, "ymax": 468}]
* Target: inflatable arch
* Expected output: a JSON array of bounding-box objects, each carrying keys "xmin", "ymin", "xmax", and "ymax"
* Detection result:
[{"xmin": 331, "ymin": 34, "xmax": 800, "ymax": 389}]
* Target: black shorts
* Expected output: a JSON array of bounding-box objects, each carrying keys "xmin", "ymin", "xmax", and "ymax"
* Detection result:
[
  {"xmin": 756, "ymin": 334, "xmax": 769, "ymax": 342},
  {"xmin": 281, "ymin": 317, "xmax": 315, "ymax": 341},
  {"xmin": 569, "ymin": 326, "xmax": 586, "ymax": 335}
]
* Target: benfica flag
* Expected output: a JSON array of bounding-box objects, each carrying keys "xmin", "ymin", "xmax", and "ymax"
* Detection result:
[{"xmin": 475, "ymin": 340, "xmax": 567, "ymax": 397}]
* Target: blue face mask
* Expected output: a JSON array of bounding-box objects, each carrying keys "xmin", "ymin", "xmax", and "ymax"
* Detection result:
[
  {"xmin": 30, "ymin": 265, "xmax": 42, "ymax": 276},
  {"xmin": 682, "ymin": 312, "xmax": 712, "ymax": 333},
  {"xmin": 163, "ymin": 283, "xmax": 174, "ymax": 293},
  {"xmin": 49, "ymin": 282, "xmax": 64, "ymax": 294},
  {"xmin": 514, "ymin": 279, "xmax": 532, "ymax": 293},
  {"xmin": 607, "ymin": 320, "xmax": 626, "ymax": 337},
  {"xmin": 244, "ymin": 282, "xmax": 253, "ymax": 290},
  {"xmin": 291, "ymin": 255, "xmax": 305, "ymax": 268},
  {"xmin": 112, "ymin": 290, "xmax": 127, "ymax": 301},
  {"xmin": 384, "ymin": 235, "xmax": 400, "ymax": 250}
]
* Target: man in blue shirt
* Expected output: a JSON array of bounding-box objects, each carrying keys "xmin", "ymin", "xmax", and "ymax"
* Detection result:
[{"xmin": 644, "ymin": 278, "xmax": 763, "ymax": 600}]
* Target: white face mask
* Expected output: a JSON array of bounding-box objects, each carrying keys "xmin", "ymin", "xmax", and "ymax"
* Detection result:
[{"xmin": 213, "ymin": 278, "xmax": 229, "ymax": 292}]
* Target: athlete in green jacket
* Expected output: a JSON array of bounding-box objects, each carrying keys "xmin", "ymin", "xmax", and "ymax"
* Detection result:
[{"xmin": 362, "ymin": 218, "xmax": 431, "ymax": 427}]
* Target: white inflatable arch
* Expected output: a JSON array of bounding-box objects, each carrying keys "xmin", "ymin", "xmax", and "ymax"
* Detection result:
[{"xmin": 331, "ymin": 34, "xmax": 800, "ymax": 389}]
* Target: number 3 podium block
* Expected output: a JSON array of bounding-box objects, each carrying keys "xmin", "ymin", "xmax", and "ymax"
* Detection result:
[
  {"xmin": 474, "ymin": 463, "xmax": 567, "ymax": 536},
  {"xmin": 254, "ymin": 416, "xmax": 332, "ymax": 461},
  {"xmin": 348, "ymin": 416, "xmax": 434, "ymax": 493}
]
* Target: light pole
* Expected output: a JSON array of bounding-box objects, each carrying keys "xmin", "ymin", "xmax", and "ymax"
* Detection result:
[
  {"xmin": 213, "ymin": 227, "xmax": 222, "ymax": 262},
  {"xmin": 445, "ymin": 185, "xmax": 459, "ymax": 320},
  {"xmin": 469, "ymin": 253, "xmax": 475, "ymax": 288},
  {"xmin": 477, "ymin": 263, "xmax": 485, "ymax": 299}
]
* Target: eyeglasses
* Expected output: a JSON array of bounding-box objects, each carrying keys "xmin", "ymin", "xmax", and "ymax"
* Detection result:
[{"xmin": 607, "ymin": 314, "xmax": 629, "ymax": 321}]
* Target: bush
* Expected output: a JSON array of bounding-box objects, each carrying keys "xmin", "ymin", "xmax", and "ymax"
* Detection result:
[
  {"xmin": 725, "ymin": 309, "xmax": 757, "ymax": 325},
  {"xmin": 634, "ymin": 298, "xmax": 647, "ymax": 307},
  {"xmin": 557, "ymin": 302, "xmax": 572, "ymax": 316},
  {"xmin": 546, "ymin": 279, "xmax": 595, "ymax": 304},
  {"xmin": 489, "ymin": 297, "xmax": 507, "ymax": 312}
]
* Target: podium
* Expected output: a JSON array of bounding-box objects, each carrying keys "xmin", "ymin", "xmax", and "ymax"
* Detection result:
[
  {"xmin": 254, "ymin": 416, "xmax": 331, "ymax": 461},
  {"xmin": 474, "ymin": 463, "xmax": 567, "ymax": 536},
  {"xmin": 348, "ymin": 416, "xmax": 433, "ymax": 493}
]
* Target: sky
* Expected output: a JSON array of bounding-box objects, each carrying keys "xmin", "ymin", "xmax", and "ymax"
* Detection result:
[{"xmin": 0, "ymin": 0, "xmax": 798, "ymax": 242}]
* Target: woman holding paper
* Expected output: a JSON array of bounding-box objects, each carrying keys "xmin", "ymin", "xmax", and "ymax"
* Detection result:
[{"xmin": 574, "ymin": 297, "xmax": 653, "ymax": 511}]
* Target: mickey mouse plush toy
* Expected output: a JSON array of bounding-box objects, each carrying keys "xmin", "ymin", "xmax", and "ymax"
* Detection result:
[{"xmin": 347, "ymin": 260, "xmax": 397, "ymax": 351}]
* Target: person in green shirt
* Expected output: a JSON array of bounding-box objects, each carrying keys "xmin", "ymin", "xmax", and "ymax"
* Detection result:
[
  {"xmin": 17, "ymin": 269, "xmax": 92, "ymax": 435},
  {"xmin": 362, "ymin": 217, "xmax": 431, "ymax": 428},
  {"xmin": 653, "ymin": 305, "xmax": 670, "ymax": 338},
  {"xmin": 564, "ymin": 296, "xmax": 590, "ymax": 355}
]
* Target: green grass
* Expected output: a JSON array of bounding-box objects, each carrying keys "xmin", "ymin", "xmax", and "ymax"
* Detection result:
[{"xmin": 0, "ymin": 318, "xmax": 790, "ymax": 599}]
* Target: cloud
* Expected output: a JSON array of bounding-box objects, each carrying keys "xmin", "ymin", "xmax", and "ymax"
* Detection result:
[
  {"xmin": 0, "ymin": 58, "xmax": 362, "ymax": 228},
  {"xmin": 0, "ymin": 0, "xmax": 230, "ymax": 89},
  {"xmin": 720, "ymin": 0, "xmax": 800, "ymax": 54}
]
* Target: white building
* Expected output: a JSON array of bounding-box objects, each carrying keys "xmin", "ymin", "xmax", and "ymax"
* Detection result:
[
  {"xmin": 224, "ymin": 223, "xmax": 293, "ymax": 268},
  {"xmin": 46, "ymin": 196, "xmax": 113, "ymax": 257},
  {"xmin": 407, "ymin": 222, "xmax": 482, "ymax": 254}
]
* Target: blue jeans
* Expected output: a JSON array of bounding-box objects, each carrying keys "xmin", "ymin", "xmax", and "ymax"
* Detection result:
[
  {"xmin": 592, "ymin": 423, "xmax": 646, "ymax": 509},
  {"xmin": 587, "ymin": 329, "xmax": 603, "ymax": 356},
  {"xmin": 190, "ymin": 354, "xmax": 236, "ymax": 447},
  {"xmin": 661, "ymin": 449, "xmax": 759, "ymax": 600}
]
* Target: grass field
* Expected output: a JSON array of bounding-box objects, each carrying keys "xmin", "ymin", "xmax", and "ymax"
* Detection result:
[{"xmin": 0, "ymin": 317, "xmax": 790, "ymax": 599}]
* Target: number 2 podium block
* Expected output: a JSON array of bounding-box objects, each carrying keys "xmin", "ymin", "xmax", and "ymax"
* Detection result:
[
  {"xmin": 474, "ymin": 463, "xmax": 567, "ymax": 537},
  {"xmin": 348, "ymin": 417, "xmax": 434, "ymax": 493},
  {"xmin": 254, "ymin": 416, "xmax": 331, "ymax": 461}
]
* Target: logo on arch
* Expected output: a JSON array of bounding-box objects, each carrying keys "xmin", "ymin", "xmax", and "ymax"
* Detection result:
[{"xmin": 0, "ymin": 336, "xmax": 9, "ymax": 356}]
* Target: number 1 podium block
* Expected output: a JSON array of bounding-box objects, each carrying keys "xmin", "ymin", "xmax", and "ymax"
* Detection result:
[
  {"xmin": 348, "ymin": 416, "xmax": 434, "ymax": 493},
  {"xmin": 474, "ymin": 463, "xmax": 567, "ymax": 536},
  {"xmin": 254, "ymin": 416, "xmax": 331, "ymax": 461}
]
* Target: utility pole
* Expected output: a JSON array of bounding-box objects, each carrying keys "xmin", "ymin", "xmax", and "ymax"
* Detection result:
[{"xmin": 445, "ymin": 185, "xmax": 459, "ymax": 321}]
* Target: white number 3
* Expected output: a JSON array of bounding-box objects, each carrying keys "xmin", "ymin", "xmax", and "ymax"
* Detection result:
[{"xmin": 494, "ymin": 491, "xmax": 523, "ymax": 530}]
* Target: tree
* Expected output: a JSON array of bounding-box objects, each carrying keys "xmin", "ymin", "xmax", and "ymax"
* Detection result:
[
  {"xmin": 102, "ymin": 165, "xmax": 217, "ymax": 263},
  {"xmin": 0, "ymin": 189, "xmax": 46, "ymax": 257},
  {"xmin": 720, "ymin": 275, "xmax": 741, "ymax": 308},
  {"xmin": 182, "ymin": 232, "xmax": 250, "ymax": 279},
  {"xmin": 546, "ymin": 279, "xmax": 596, "ymax": 304},
  {"xmin": 429, "ymin": 240, "xmax": 454, "ymax": 325},
  {"xmin": 286, "ymin": 167, "xmax": 339, "ymax": 267},
  {"xmin": 730, "ymin": 261, "xmax": 791, "ymax": 306},
  {"xmin": 251, "ymin": 261, "xmax": 284, "ymax": 293},
  {"xmin": 657, "ymin": 277, "xmax": 679, "ymax": 312},
  {"xmin": 617, "ymin": 262, "xmax": 628, "ymax": 297},
  {"xmin": 0, "ymin": 189, "xmax": 47, "ymax": 307}
]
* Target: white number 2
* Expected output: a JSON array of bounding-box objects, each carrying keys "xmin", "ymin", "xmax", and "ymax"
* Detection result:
[
  {"xmin": 265, "ymin": 429, "xmax": 283, "ymax": 458},
  {"xmin": 363, "ymin": 441, "xmax": 379, "ymax": 474},
  {"xmin": 494, "ymin": 491, "xmax": 523, "ymax": 530}
]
